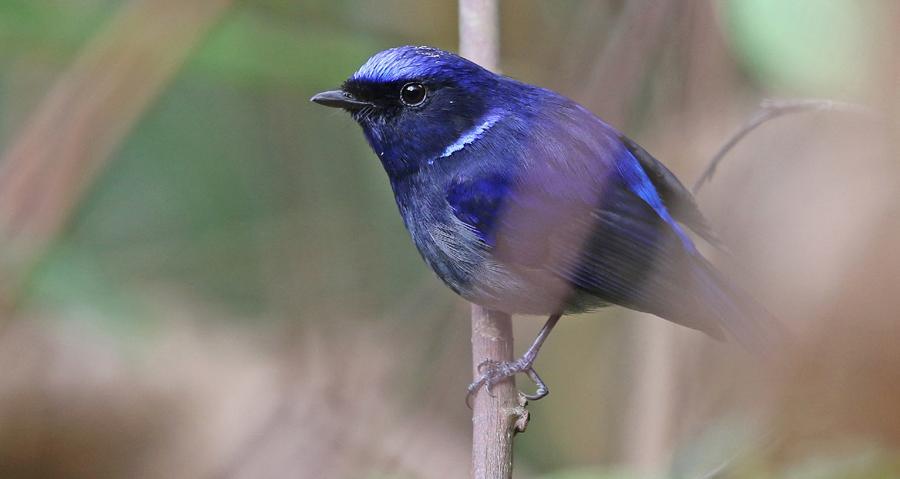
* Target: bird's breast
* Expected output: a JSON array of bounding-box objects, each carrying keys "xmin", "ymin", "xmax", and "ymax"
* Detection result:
[
  {"xmin": 389, "ymin": 171, "xmax": 590, "ymax": 316},
  {"xmin": 392, "ymin": 175, "xmax": 485, "ymax": 297}
]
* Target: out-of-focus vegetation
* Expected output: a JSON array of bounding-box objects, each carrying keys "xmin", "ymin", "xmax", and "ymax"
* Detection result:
[{"xmin": 0, "ymin": 1, "xmax": 897, "ymax": 478}]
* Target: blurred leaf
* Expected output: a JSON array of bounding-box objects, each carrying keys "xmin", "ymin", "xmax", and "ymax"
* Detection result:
[
  {"xmin": 58, "ymin": 74, "xmax": 277, "ymax": 312},
  {"xmin": 0, "ymin": 0, "xmax": 120, "ymax": 57},
  {"xmin": 723, "ymin": 0, "xmax": 877, "ymax": 97},
  {"xmin": 0, "ymin": 2, "xmax": 385, "ymax": 91},
  {"xmin": 24, "ymin": 242, "xmax": 154, "ymax": 336},
  {"xmin": 669, "ymin": 415, "xmax": 758, "ymax": 479},
  {"xmin": 780, "ymin": 448, "xmax": 900, "ymax": 479},
  {"xmin": 539, "ymin": 468, "xmax": 645, "ymax": 479}
]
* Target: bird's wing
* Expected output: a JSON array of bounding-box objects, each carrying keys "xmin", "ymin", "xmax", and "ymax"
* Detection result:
[
  {"xmin": 619, "ymin": 135, "xmax": 723, "ymax": 247},
  {"xmin": 445, "ymin": 172, "xmax": 512, "ymax": 249},
  {"xmin": 447, "ymin": 156, "xmax": 726, "ymax": 339},
  {"xmin": 446, "ymin": 104, "xmax": 777, "ymax": 349}
]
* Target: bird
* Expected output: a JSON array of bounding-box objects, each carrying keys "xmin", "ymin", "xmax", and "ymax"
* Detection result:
[{"xmin": 311, "ymin": 45, "xmax": 780, "ymax": 403}]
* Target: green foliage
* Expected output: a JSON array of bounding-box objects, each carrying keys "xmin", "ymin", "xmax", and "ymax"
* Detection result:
[
  {"xmin": 0, "ymin": 0, "xmax": 119, "ymax": 58},
  {"xmin": 724, "ymin": 0, "xmax": 878, "ymax": 97},
  {"xmin": 189, "ymin": 8, "xmax": 386, "ymax": 89}
]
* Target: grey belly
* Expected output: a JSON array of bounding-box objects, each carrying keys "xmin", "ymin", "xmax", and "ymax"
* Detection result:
[{"xmin": 404, "ymin": 205, "xmax": 605, "ymax": 316}]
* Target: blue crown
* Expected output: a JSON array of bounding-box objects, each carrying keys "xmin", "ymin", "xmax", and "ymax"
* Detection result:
[{"xmin": 351, "ymin": 45, "xmax": 472, "ymax": 83}]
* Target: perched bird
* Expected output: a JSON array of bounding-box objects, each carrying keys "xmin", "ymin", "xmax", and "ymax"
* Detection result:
[{"xmin": 312, "ymin": 46, "xmax": 779, "ymax": 401}]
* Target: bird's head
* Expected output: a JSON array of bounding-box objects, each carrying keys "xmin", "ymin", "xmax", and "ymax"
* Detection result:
[{"xmin": 312, "ymin": 46, "xmax": 505, "ymax": 179}]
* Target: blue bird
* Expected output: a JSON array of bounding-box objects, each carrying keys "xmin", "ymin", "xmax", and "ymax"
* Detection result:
[{"xmin": 312, "ymin": 46, "xmax": 779, "ymax": 402}]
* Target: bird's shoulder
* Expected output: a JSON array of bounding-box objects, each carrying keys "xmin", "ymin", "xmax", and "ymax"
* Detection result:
[{"xmin": 519, "ymin": 90, "xmax": 720, "ymax": 247}]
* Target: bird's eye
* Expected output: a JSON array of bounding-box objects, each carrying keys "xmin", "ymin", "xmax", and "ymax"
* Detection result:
[{"xmin": 400, "ymin": 82, "xmax": 427, "ymax": 106}]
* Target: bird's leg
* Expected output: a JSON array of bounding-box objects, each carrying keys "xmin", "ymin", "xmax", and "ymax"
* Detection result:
[{"xmin": 467, "ymin": 314, "xmax": 561, "ymax": 407}]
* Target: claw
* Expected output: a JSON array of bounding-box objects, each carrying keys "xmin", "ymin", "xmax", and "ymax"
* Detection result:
[
  {"xmin": 477, "ymin": 359, "xmax": 497, "ymax": 374},
  {"xmin": 466, "ymin": 379, "xmax": 485, "ymax": 408},
  {"xmin": 522, "ymin": 367, "xmax": 549, "ymax": 401},
  {"xmin": 485, "ymin": 379, "xmax": 497, "ymax": 395},
  {"xmin": 466, "ymin": 359, "xmax": 549, "ymax": 408},
  {"xmin": 466, "ymin": 314, "xmax": 562, "ymax": 408}
]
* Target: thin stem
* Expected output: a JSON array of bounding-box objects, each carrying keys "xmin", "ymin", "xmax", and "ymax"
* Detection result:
[
  {"xmin": 459, "ymin": 1, "xmax": 519, "ymax": 478},
  {"xmin": 692, "ymin": 99, "xmax": 871, "ymax": 194},
  {"xmin": 469, "ymin": 305, "xmax": 519, "ymax": 479}
]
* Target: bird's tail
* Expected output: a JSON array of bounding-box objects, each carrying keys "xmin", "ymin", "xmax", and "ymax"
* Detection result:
[{"xmin": 689, "ymin": 258, "xmax": 787, "ymax": 356}]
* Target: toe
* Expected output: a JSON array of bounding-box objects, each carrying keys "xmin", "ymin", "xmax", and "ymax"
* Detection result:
[
  {"xmin": 477, "ymin": 360, "xmax": 498, "ymax": 374},
  {"xmin": 522, "ymin": 388, "xmax": 548, "ymax": 401}
]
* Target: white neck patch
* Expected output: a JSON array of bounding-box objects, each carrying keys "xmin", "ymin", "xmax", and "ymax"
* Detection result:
[{"xmin": 432, "ymin": 111, "xmax": 504, "ymax": 163}]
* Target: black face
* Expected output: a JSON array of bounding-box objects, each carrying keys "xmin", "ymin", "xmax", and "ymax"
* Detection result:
[
  {"xmin": 337, "ymin": 74, "xmax": 494, "ymax": 179},
  {"xmin": 340, "ymin": 78, "xmax": 434, "ymax": 112},
  {"xmin": 311, "ymin": 46, "xmax": 507, "ymax": 179}
]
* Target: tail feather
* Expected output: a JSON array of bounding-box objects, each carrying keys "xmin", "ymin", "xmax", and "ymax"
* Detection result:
[{"xmin": 689, "ymin": 259, "xmax": 786, "ymax": 356}]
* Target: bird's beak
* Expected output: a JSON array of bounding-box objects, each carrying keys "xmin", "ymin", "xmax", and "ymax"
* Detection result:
[{"xmin": 310, "ymin": 90, "xmax": 372, "ymax": 110}]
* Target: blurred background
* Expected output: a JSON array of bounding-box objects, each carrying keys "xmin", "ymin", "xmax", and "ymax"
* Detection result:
[{"xmin": 0, "ymin": 0, "xmax": 897, "ymax": 477}]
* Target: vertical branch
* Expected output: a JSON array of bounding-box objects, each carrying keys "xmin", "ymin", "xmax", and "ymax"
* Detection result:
[
  {"xmin": 469, "ymin": 306, "xmax": 519, "ymax": 479},
  {"xmin": 459, "ymin": 0, "xmax": 499, "ymax": 68},
  {"xmin": 459, "ymin": 2, "xmax": 522, "ymax": 478}
]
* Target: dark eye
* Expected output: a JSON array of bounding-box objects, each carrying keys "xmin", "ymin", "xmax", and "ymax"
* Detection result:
[{"xmin": 400, "ymin": 82, "xmax": 427, "ymax": 106}]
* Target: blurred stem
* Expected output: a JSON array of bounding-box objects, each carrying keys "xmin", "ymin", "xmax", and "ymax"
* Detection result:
[
  {"xmin": 459, "ymin": 1, "xmax": 523, "ymax": 478},
  {"xmin": 582, "ymin": 0, "xmax": 677, "ymax": 127},
  {"xmin": 459, "ymin": 0, "xmax": 499, "ymax": 69},
  {"xmin": 692, "ymin": 98, "xmax": 871, "ymax": 194}
]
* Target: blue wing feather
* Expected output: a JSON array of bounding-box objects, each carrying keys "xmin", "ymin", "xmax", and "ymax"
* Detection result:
[
  {"xmin": 614, "ymin": 148, "xmax": 698, "ymax": 253},
  {"xmin": 620, "ymin": 135, "xmax": 723, "ymax": 247},
  {"xmin": 446, "ymin": 173, "xmax": 511, "ymax": 247}
]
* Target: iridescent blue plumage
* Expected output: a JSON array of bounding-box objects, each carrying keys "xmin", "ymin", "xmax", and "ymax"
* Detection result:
[
  {"xmin": 312, "ymin": 46, "xmax": 780, "ymax": 396},
  {"xmin": 351, "ymin": 46, "xmax": 454, "ymax": 83},
  {"xmin": 446, "ymin": 173, "xmax": 511, "ymax": 246}
]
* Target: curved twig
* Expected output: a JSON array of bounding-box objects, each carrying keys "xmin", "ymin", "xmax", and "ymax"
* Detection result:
[{"xmin": 692, "ymin": 99, "xmax": 872, "ymax": 194}]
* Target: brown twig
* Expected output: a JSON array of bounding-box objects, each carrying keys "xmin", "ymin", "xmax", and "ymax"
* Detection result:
[
  {"xmin": 469, "ymin": 306, "xmax": 525, "ymax": 479},
  {"xmin": 459, "ymin": 2, "xmax": 526, "ymax": 478},
  {"xmin": 692, "ymin": 98, "xmax": 872, "ymax": 194}
]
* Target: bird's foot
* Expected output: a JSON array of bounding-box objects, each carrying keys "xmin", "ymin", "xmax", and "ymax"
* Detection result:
[{"xmin": 466, "ymin": 356, "xmax": 549, "ymax": 408}]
